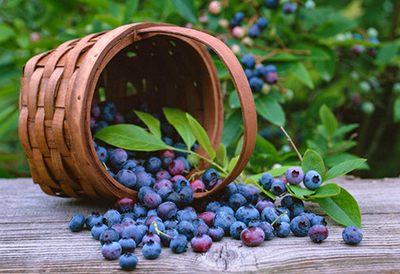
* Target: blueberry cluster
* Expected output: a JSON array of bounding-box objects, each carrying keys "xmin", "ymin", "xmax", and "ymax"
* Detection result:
[
  {"xmin": 241, "ymin": 54, "xmax": 278, "ymax": 93},
  {"xmin": 350, "ymin": 32, "xmax": 380, "ymax": 57}
]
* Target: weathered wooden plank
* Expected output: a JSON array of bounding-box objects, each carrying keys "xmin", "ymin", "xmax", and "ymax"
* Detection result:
[{"xmin": 0, "ymin": 178, "xmax": 399, "ymax": 273}]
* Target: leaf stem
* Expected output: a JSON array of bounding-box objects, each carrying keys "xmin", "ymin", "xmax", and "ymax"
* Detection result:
[{"xmin": 280, "ymin": 127, "xmax": 303, "ymax": 164}]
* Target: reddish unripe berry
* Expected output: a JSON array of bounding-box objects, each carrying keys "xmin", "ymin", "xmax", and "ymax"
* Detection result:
[{"xmin": 190, "ymin": 180, "xmax": 206, "ymax": 192}]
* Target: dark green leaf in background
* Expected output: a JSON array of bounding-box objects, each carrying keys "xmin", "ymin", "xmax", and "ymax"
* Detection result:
[
  {"xmin": 394, "ymin": 97, "xmax": 400, "ymax": 123},
  {"xmin": 317, "ymin": 187, "xmax": 361, "ymax": 228},
  {"xmin": 169, "ymin": 0, "xmax": 198, "ymax": 24},
  {"xmin": 319, "ymin": 105, "xmax": 338, "ymax": 137},
  {"xmin": 376, "ymin": 42, "xmax": 398, "ymax": 64},
  {"xmin": 255, "ymin": 95, "xmax": 286, "ymax": 127}
]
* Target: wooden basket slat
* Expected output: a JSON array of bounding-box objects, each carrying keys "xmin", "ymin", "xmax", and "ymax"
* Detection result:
[
  {"xmin": 27, "ymin": 68, "xmax": 44, "ymax": 119},
  {"xmin": 24, "ymin": 52, "xmax": 49, "ymax": 77},
  {"xmin": 32, "ymin": 148, "xmax": 60, "ymax": 190},
  {"xmin": 18, "ymin": 107, "xmax": 32, "ymax": 158},
  {"xmin": 44, "ymin": 67, "xmax": 63, "ymax": 120},
  {"xmin": 34, "ymin": 107, "xmax": 50, "ymax": 158},
  {"xmin": 52, "ymin": 108, "xmax": 70, "ymax": 156}
]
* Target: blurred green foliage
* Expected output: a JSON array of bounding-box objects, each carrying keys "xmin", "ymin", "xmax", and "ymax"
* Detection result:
[{"xmin": 0, "ymin": 0, "xmax": 399, "ymax": 178}]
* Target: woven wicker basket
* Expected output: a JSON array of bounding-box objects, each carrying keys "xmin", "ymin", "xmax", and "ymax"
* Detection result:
[{"xmin": 18, "ymin": 23, "xmax": 257, "ymax": 201}]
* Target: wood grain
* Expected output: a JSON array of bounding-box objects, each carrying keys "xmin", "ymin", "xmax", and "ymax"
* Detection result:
[{"xmin": 0, "ymin": 177, "xmax": 399, "ymax": 273}]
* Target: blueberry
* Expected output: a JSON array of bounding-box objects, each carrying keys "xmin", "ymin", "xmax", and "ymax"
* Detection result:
[
  {"xmin": 132, "ymin": 203, "xmax": 148, "ymax": 219},
  {"xmin": 249, "ymin": 76, "xmax": 263, "ymax": 93},
  {"xmin": 178, "ymin": 187, "xmax": 194, "ymax": 206},
  {"xmin": 342, "ymin": 226, "xmax": 363, "ymax": 245},
  {"xmin": 104, "ymin": 209, "xmax": 121, "ymax": 228},
  {"xmin": 241, "ymin": 54, "xmax": 256, "ymax": 69},
  {"xmin": 230, "ymin": 221, "xmax": 247, "ymax": 240},
  {"xmin": 193, "ymin": 222, "xmax": 210, "ymax": 236},
  {"xmin": 96, "ymin": 146, "xmax": 108, "ymax": 163},
  {"xmin": 160, "ymin": 228, "xmax": 179, "ymax": 247},
  {"xmin": 259, "ymin": 173, "xmax": 274, "ymax": 191},
  {"xmin": 148, "ymin": 220, "xmax": 165, "ymax": 235},
  {"xmin": 118, "ymin": 237, "xmax": 137, "ymax": 253},
  {"xmin": 99, "ymin": 101, "xmax": 117, "ymax": 122},
  {"xmin": 281, "ymin": 195, "xmax": 303, "ymax": 209},
  {"xmin": 91, "ymin": 103, "xmax": 100, "ymax": 119},
  {"xmin": 119, "ymin": 252, "xmax": 138, "ymax": 271},
  {"xmin": 265, "ymin": 64, "xmax": 277, "ymax": 73},
  {"xmin": 264, "ymin": 0, "xmax": 279, "ymax": 9},
  {"xmin": 290, "ymin": 203, "xmax": 304, "ymax": 218},
  {"xmin": 121, "ymin": 159, "xmax": 137, "ymax": 172},
  {"xmin": 259, "ymin": 221, "xmax": 275, "ymax": 240},
  {"xmin": 122, "ymin": 225, "xmax": 147, "ymax": 246},
  {"xmin": 229, "ymin": 18, "xmax": 241, "ymax": 29},
  {"xmin": 173, "ymin": 142, "xmax": 188, "ymax": 158},
  {"xmin": 270, "ymin": 179, "xmax": 287, "ymax": 196},
  {"xmin": 190, "ymin": 179, "xmax": 206, "ymax": 193},
  {"xmin": 94, "ymin": 120, "xmax": 109, "ymax": 134},
  {"xmin": 248, "ymin": 25, "xmax": 261, "ymax": 38},
  {"xmin": 143, "ymin": 191, "xmax": 162, "ymax": 209},
  {"xmin": 115, "ymin": 197, "xmax": 135, "ymax": 213},
  {"xmin": 135, "ymin": 217, "xmax": 147, "ymax": 226},
  {"xmin": 111, "ymin": 224, "xmax": 125, "ymax": 238},
  {"xmin": 248, "ymin": 219, "xmax": 262, "ymax": 228},
  {"xmin": 170, "ymin": 234, "xmax": 188, "ymax": 253},
  {"xmin": 157, "ymin": 201, "xmax": 178, "ymax": 221},
  {"xmin": 115, "ymin": 170, "xmax": 137, "ymax": 189},
  {"xmin": 221, "ymin": 182, "xmax": 238, "ymax": 200},
  {"xmin": 144, "ymin": 157, "xmax": 162, "ymax": 174},
  {"xmin": 261, "ymin": 207, "xmax": 278, "ymax": 223},
  {"xmin": 213, "ymin": 212, "xmax": 236, "ymax": 235},
  {"xmin": 290, "ymin": 215, "xmax": 311, "ymax": 237},
  {"xmin": 309, "ymin": 225, "xmax": 329, "ymax": 243},
  {"xmin": 304, "ymin": 170, "xmax": 322, "ymax": 190},
  {"xmin": 198, "ymin": 211, "xmax": 216, "ymax": 227},
  {"xmin": 256, "ymin": 17, "xmax": 269, "ymax": 29},
  {"xmin": 153, "ymin": 179, "xmax": 173, "ymax": 191},
  {"xmin": 85, "ymin": 212, "xmax": 104, "ymax": 229},
  {"xmin": 265, "ymin": 71, "xmax": 278, "ymax": 84},
  {"xmin": 91, "ymin": 222, "xmax": 108, "ymax": 240},
  {"xmin": 209, "ymin": 226, "xmax": 225, "ymax": 242},
  {"xmin": 164, "ymin": 218, "xmax": 179, "ymax": 230},
  {"xmin": 256, "ymin": 200, "xmax": 275, "ymax": 214},
  {"xmin": 160, "ymin": 156, "xmax": 173, "ymax": 170},
  {"xmin": 100, "ymin": 228, "xmax": 120, "ymax": 245},
  {"xmin": 166, "ymin": 191, "xmax": 182, "ymax": 206},
  {"xmin": 235, "ymin": 205, "xmax": 260, "ymax": 225},
  {"xmin": 108, "ymin": 149, "xmax": 128, "ymax": 168},
  {"xmin": 177, "ymin": 220, "xmax": 195, "ymax": 239},
  {"xmin": 283, "ymin": 3, "xmax": 296, "ymax": 14},
  {"xmin": 142, "ymin": 240, "xmax": 162, "ymax": 259},
  {"xmin": 138, "ymin": 186, "xmax": 155, "ymax": 202},
  {"xmin": 234, "ymin": 11, "xmax": 245, "ymax": 22},
  {"xmin": 206, "ymin": 178, "xmax": 223, "ymax": 191},
  {"xmin": 68, "ymin": 213, "xmax": 85, "ymax": 232},
  {"xmin": 168, "ymin": 159, "xmax": 185, "ymax": 176},
  {"xmin": 135, "ymin": 171, "xmax": 155, "ymax": 190},
  {"xmin": 310, "ymin": 215, "xmax": 327, "ymax": 227},
  {"xmin": 275, "ymin": 222, "xmax": 291, "ymax": 237},
  {"xmin": 155, "ymin": 170, "xmax": 172, "ymax": 181},
  {"xmin": 157, "ymin": 186, "xmax": 174, "ymax": 201},
  {"xmin": 240, "ymin": 226, "xmax": 265, "ymax": 246},
  {"xmin": 176, "ymin": 156, "xmax": 191, "ymax": 174},
  {"xmin": 101, "ymin": 241, "xmax": 122, "ymax": 260},
  {"xmin": 274, "ymin": 207, "xmax": 290, "ymax": 224},
  {"xmin": 228, "ymin": 193, "xmax": 247, "ymax": 212},
  {"xmin": 121, "ymin": 217, "xmax": 135, "ymax": 227},
  {"xmin": 191, "ymin": 234, "xmax": 213, "ymax": 252},
  {"xmin": 112, "ymin": 113, "xmax": 125, "ymax": 124},
  {"xmin": 141, "ymin": 231, "xmax": 161, "ymax": 246},
  {"xmin": 245, "ymin": 68, "xmax": 254, "ymax": 79},
  {"xmin": 174, "ymin": 178, "xmax": 191, "ymax": 192},
  {"xmin": 206, "ymin": 201, "xmax": 221, "ymax": 213},
  {"xmin": 202, "ymin": 168, "xmax": 220, "ymax": 186},
  {"xmin": 285, "ymin": 167, "xmax": 304, "ymax": 185}
]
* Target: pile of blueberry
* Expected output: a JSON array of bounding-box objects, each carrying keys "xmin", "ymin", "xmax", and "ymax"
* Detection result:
[{"xmin": 69, "ymin": 165, "xmax": 363, "ymax": 271}]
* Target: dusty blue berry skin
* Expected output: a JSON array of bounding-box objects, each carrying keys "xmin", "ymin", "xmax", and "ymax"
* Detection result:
[
  {"xmin": 248, "ymin": 25, "xmax": 261, "ymax": 38},
  {"xmin": 259, "ymin": 172, "xmax": 274, "ymax": 190},
  {"xmin": 234, "ymin": 11, "xmax": 245, "ymax": 22},
  {"xmin": 96, "ymin": 146, "xmax": 108, "ymax": 163},
  {"xmin": 261, "ymin": 207, "xmax": 278, "ymax": 224},
  {"xmin": 119, "ymin": 252, "xmax": 138, "ymax": 271},
  {"xmin": 342, "ymin": 226, "xmax": 363, "ymax": 245},
  {"xmin": 235, "ymin": 205, "xmax": 260, "ymax": 226},
  {"xmin": 91, "ymin": 223, "xmax": 108, "ymax": 240},
  {"xmin": 191, "ymin": 234, "xmax": 213, "ymax": 252},
  {"xmin": 245, "ymin": 68, "xmax": 254, "ymax": 79},
  {"xmin": 276, "ymin": 222, "xmax": 291, "ymax": 237},
  {"xmin": 209, "ymin": 226, "xmax": 225, "ymax": 241},
  {"xmin": 311, "ymin": 215, "xmax": 326, "ymax": 227},
  {"xmin": 178, "ymin": 187, "xmax": 194, "ymax": 206},
  {"xmin": 121, "ymin": 159, "xmax": 137, "ymax": 172},
  {"xmin": 142, "ymin": 240, "xmax": 162, "ymax": 259},
  {"xmin": 157, "ymin": 201, "xmax": 178, "ymax": 221},
  {"xmin": 241, "ymin": 54, "xmax": 256, "ymax": 69},
  {"xmin": 99, "ymin": 101, "xmax": 117, "ymax": 122},
  {"xmin": 290, "ymin": 203, "xmax": 304, "ymax": 218},
  {"xmin": 264, "ymin": 0, "xmax": 279, "ymax": 9},
  {"xmin": 228, "ymin": 193, "xmax": 247, "ymax": 212},
  {"xmin": 138, "ymin": 186, "xmax": 155, "ymax": 202},
  {"xmin": 238, "ymin": 184, "xmax": 260, "ymax": 204},
  {"xmin": 285, "ymin": 167, "xmax": 304, "ymax": 185},
  {"xmin": 240, "ymin": 226, "xmax": 265, "ymax": 246},
  {"xmin": 213, "ymin": 212, "xmax": 237, "ymax": 235},
  {"xmin": 304, "ymin": 170, "xmax": 322, "ymax": 190},
  {"xmin": 100, "ymin": 228, "xmax": 120, "ymax": 245},
  {"xmin": 164, "ymin": 218, "xmax": 178, "ymax": 230},
  {"xmin": 206, "ymin": 201, "xmax": 221, "ymax": 213},
  {"xmin": 160, "ymin": 228, "xmax": 179, "ymax": 247},
  {"xmin": 176, "ymin": 208, "xmax": 197, "ymax": 222},
  {"xmin": 249, "ymin": 77, "xmax": 263, "ymax": 93},
  {"xmin": 101, "ymin": 241, "xmax": 122, "ymax": 260},
  {"xmin": 122, "ymin": 225, "xmax": 147, "ymax": 246},
  {"xmin": 290, "ymin": 216, "xmax": 311, "ymax": 237},
  {"xmin": 177, "ymin": 220, "xmax": 195, "ymax": 239},
  {"xmin": 94, "ymin": 120, "xmax": 109, "ymax": 134},
  {"xmin": 265, "ymin": 71, "xmax": 278, "ymax": 84},
  {"xmin": 259, "ymin": 221, "xmax": 275, "ymax": 240},
  {"xmin": 248, "ymin": 219, "xmax": 262, "ymax": 228},
  {"xmin": 283, "ymin": 3, "xmax": 296, "ymax": 14},
  {"xmin": 257, "ymin": 17, "xmax": 269, "ymax": 29},
  {"xmin": 202, "ymin": 168, "xmax": 220, "ymax": 186},
  {"xmin": 193, "ymin": 222, "xmax": 210, "ymax": 236},
  {"xmin": 230, "ymin": 221, "xmax": 247, "ymax": 240},
  {"xmin": 135, "ymin": 171, "xmax": 155, "ymax": 190},
  {"xmin": 216, "ymin": 206, "xmax": 235, "ymax": 216},
  {"xmin": 115, "ymin": 170, "xmax": 137, "ymax": 189},
  {"xmin": 144, "ymin": 157, "xmax": 162, "ymax": 174},
  {"xmin": 143, "ymin": 191, "xmax": 162, "ymax": 209},
  {"xmin": 108, "ymin": 148, "xmax": 128, "ymax": 168},
  {"xmin": 174, "ymin": 179, "xmax": 190, "ymax": 192},
  {"xmin": 170, "ymin": 235, "xmax": 188, "ymax": 253},
  {"xmin": 157, "ymin": 186, "xmax": 174, "ymax": 201},
  {"xmin": 104, "ymin": 209, "xmax": 121, "ymax": 228},
  {"xmin": 118, "ymin": 237, "xmax": 137, "ymax": 253},
  {"xmin": 271, "ymin": 179, "xmax": 287, "ymax": 196},
  {"xmin": 68, "ymin": 213, "xmax": 85, "ymax": 232},
  {"xmin": 308, "ymin": 225, "xmax": 329, "ymax": 243},
  {"xmin": 131, "ymin": 204, "xmax": 148, "ymax": 220},
  {"xmin": 256, "ymin": 200, "xmax": 275, "ymax": 214},
  {"xmin": 85, "ymin": 212, "xmax": 104, "ymax": 229}
]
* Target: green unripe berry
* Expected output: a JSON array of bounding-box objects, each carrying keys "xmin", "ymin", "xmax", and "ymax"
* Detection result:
[
  {"xmin": 359, "ymin": 81, "xmax": 371, "ymax": 93},
  {"xmin": 261, "ymin": 83, "xmax": 271, "ymax": 95},
  {"xmin": 187, "ymin": 154, "xmax": 199, "ymax": 167},
  {"xmin": 361, "ymin": 101, "xmax": 375, "ymax": 114},
  {"xmin": 367, "ymin": 28, "xmax": 378, "ymax": 38},
  {"xmin": 305, "ymin": 0, "xmax": 315, "ymax": 9},
  {"xmin": 393, "ymin": 83, "xmax": 400, "ymax": 94},
  {"xmin": 283, "ymin": 89, "xmax": 294, "ymax": 101},
  {"xmin": 242, "ymin": 37, "xmax": 254, "ymax": 47},
  {"xmin": 350, "ymin": 71, "xmax": 360, "ymax": 81}
]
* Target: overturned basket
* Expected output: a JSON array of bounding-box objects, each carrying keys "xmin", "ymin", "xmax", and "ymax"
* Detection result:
[{"xmin": 18, "ymin": 23, "xmax": 257, "ymax": 201}]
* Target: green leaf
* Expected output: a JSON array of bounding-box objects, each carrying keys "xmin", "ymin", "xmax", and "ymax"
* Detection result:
[
  {"xmin": 229, "ymin": 91, "xmax": 240, "ymax": 109},
  {"xmin": 134, "ymin": 110, "xmax": 161, "ymax": 139},
  {"xmin": 324, "ymin": 158, "xmax": 367, "ymax": 182},
  {"xmin": 319, "ymin": 105, "xmax": 338, "ymax": 137},
  {"xmin": 234, "ymin": 135, "xmax": 244, "ymax": 157},
  {"xmin": 286, "ymin": 184, "xmax": 315, "ymax": 200},
  {"xmin": 95, "ymin": 124, "xmax": 170, "ymax": 151},
  {"xmin": 169, "ymin": 0, "xmax": 198, "ymax": 24},
  {"xmin": 256, "ymin": 135, "xmax": 278, "ymax": 161},
  {"xmin": 255, "ymin": 95, "xmax": 286, "ymax": 127},
  {"xmin": 94, "ymin": 14, "xmax": 121, "ymax": 28},
  {"xmin": 316, "ymin": 187, "xmax": 361, "ymax": 228},
  {"xmin": 163, "ymin": 108, "xmax": 196, "ymax": 150},
  {"xmin": 302, "ymin": 149, "xmax": 325, "ymax": 177},
  {"xmin": 124, "ymin": 0, "xmax": 140, "ymax": 23},
  {"xmin": 186, "ymin": 113, "xmax": 216, "ymax": 160},
  {"xmin": 245, "ymin": 165, "xmax": 292, "ymax": 184},
  {"xmin": 324, "ymin": 153, "xmax": 370, "ymax": 170},
  {"xmin": 376, "ymin": 42, "xmax": 398, "ymax": 64},
  {"xmin": 394, "ymin": 97, "xmax": 400, "ymax": 123},
  {"xmin": 77, "ymin": 0, "xmax": 109, "ymax": 10},
  {"xmin": 288, "ymin": 62, "xmax": 314, "ymax": 89},
  {"xmin": 314, "ymin": 12, "xmax": 357, "ymax": 38},
  {"xmin": 215, "ymin": 143, "xmax": 228, "ymax": 169},
  {"xmin": 228, "ymin": 156, "xmax": 239, "ymax": 172},
  {"xmin": 221, "ymin": 110, "xmax": 243, "ymax": 147},
  {"xmin": 0, "ymin": 24, "xmax": 16, "ymax": 43},
  {"xmin": 309, "ymin": 183, "xmax": 341, "ymax": 198},
  {"xmin": 332, "ymin": 123, "xmax": 359, "ymax": 138}
]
